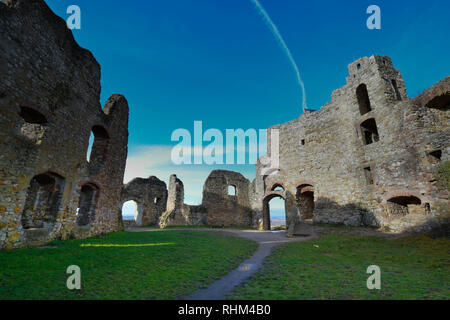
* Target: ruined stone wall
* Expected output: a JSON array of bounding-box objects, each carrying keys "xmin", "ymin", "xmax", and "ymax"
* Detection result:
[
  {"xmin": 158, "ymin": 174, "xmax": 208, "ymax": 227},
  {"xmin": 121, "ymin": 176, "xmax": 167, "ymax": 226},
  {"xmin": 254, "ymin": 55, "xmax": 449, "ymax": 234},
  {"xmin": 0, "ymin": 0, "xmax": 129, "ymax": 248},
  {"xmin": 202, "ymin": 170, "xmax": 253, "ymax": 227}
]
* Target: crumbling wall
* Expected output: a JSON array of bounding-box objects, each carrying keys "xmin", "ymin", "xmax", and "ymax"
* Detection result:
[
  {"xmin": 0, "ymin": 0, "xmax": 129, "ymax": 248},
  {"xmin": 254, "ymin": 55, "xmax": 449, "ymax": 234},
  {"xmin": 202, "ymin": 170, "xmax": 253, "ymax": 227},
  {"xmin": 158, "ymin": 175, "xmax": 208, "ymax": 227},
  {"xmin": 121, "ymin": 176, "xmax": 167, "ymax": 226}
]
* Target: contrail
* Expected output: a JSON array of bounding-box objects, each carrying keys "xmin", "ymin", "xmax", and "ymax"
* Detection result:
[{"xmin": 249, "ymin": 0, "xmax": 307, "ymax": 113}]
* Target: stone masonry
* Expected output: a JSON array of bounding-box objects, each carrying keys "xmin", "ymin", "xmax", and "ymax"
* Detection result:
[
  {"xmin": 253, "ymin": 56, "xmax": 449, "ymax": 235},
  {"xmin": 1, "ymin": 1, "xmax": 448, "ymax": 249},
  {"xmin": 0, "ymin": 0, "xmax": 129, "ymax": 248},
  {"xmin": 202, "ymin": 170, "xmax": 253, "ymax": 227},
  {"xmin": 122, "ymin": 58, "xmax": 449, "ymax": 235},
  {"xmin": 121, "ymin": 176, "xmax": 167, "ymax": 227}
]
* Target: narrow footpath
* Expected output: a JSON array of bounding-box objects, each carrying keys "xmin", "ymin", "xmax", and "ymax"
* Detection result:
[{"xmin": 127, "ymin": 227, "xmax": 317, "ymax": 300}]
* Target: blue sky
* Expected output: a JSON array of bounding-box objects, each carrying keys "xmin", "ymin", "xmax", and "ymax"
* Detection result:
[{"xmin": 45, "ymin": 0, "xmax": 449, "ymax": 216}]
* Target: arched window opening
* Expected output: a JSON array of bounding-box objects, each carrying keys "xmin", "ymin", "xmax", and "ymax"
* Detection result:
[
  {"xmin": 391, "ymin": 80, "xmax": 402, "ymax": 101},
  {"xmin": 387, "ymin": 196, "xmax": 422, "ymax": 217},
  {"xmin": 122, "ymin": 200, "xmax": 138, "ymax": 222},
  {"xmin": 356, "ymin": 84, "xmax": 372, "ymax": 115},
  {"xmin": 262, "ymin": 175, "xmax": 268, "ymax": 193},
  {"xmin": 425, "ymin": 94, "xmax": 450, "ymax": 110},
  {"xmin": 228, "ymin": 185, "xmax": 236, "ymax": 196},
  {"xmin": 428, "ymin": 150, "xmax": 442, "ymax": 164},
  {"xmin": 19, "ymin": 107, "xmax": 48, "ymax": 124},
  {"xmin": 76, "ymin": 183, "xmax": 99, "ymax": 226},
  {"xmin": 360, "ymin": 118, "xmax": 380, "ymax": 145},
  {"xmin": 18, "ymin": 107, "xmax": 48, "ymax": 143},
  {"xmin": 296, "ymin": 184, "xmax": 315, "ymax": 220},
  {"xmin": 21, "ymin": 172, "xmax": 65, "ymax": 229},
  {"xmin": 87, "ymin": 126, "xmax": 109, "ymax": 165},
  {"xmin": 271, "ymin": 184, "xmax": 285, "ymax": 192},
  {"xmin": 263, "ymin": 195, "xmax": 286, "ymax": 231}
]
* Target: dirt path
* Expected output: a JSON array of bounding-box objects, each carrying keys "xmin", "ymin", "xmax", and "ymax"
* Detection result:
[{"xmin": 127, "ymin": 227, "xmax": 317, "ymax": 300}]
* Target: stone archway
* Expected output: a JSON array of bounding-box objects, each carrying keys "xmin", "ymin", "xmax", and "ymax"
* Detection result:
[
  {"xmin": 121, "ymin": 199, "xmax": 144, "ymax": 226},
  {"xmin": 296, "ymin": 184, "xmax": 315, "ymax": 220},
  {"xmin": 386, "ymin": 195, "xmax": 422, "ymax": 217},
  {"xmin": 262, "ymin": 192, "xmax": 286, "ymax": 231},
  {"xmin": 21, "ymin": 172, "xmax": 65, "ymax": 230}
]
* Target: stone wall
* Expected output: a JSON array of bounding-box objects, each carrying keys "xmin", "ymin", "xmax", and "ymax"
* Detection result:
[
  {"xmin": 0, "ymin": 0, "xmax": 129, "ymax": 248},
  {"xmin": 149, "ymin": 62, "xmax": 448, "ymax": 235},
  {"xmin": 254, "ymin": 56, "xmax": 449, "ymax": 234},
  {"xmin": 0, "ymin": 0, "xmax": 447, "ymax": 249},
  {"xmin": 157, "ymin": 171, "xmax": 254, "ymax": 228},
  {"xmin": 202, "ymin": 170, "xmax": 253, "ymax": 227},
  {"xmin": 121, "ymin": 176, "xmax": 167, "ymax": 226},
  {"xmin": 159, "ymin": 174, "xmax": 209, "ymax": 227}
]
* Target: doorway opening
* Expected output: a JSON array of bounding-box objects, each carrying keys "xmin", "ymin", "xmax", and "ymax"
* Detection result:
[{"xmin": 262, "ymin": 194, "xmax": 286, "ymax": 231}]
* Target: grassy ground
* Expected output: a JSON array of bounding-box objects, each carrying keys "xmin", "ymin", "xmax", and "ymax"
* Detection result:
[
  {"xmin": 136, "ymin": 225, "xmax": 254, "ymax": 230},
  {"xmin": 0, "ymin": 230, "xmax": 257, "ymax": 300},
  {"xmin": 229, "ymin": 233, "xmax": 450, "ymax": 300}
]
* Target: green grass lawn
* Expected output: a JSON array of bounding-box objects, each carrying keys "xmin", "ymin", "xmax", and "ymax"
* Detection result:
[
  {"xmin": 229, "ymin": 233, "xmax": 450, "ymax": 300},
  {"xmin": 0, "ymin": 230, "xmax": 257, "ymax": 300},
  {"xmin": 136, "ymin": 225, "xmax": 254, "ymax": 230}
]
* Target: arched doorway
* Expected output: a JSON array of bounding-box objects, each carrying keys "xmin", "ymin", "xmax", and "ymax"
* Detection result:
[
  {"xmin": 296, "ymin": 184, "xmax": 315, "ymax": 220},
  {"xmin": 262, "ymin": 194, "xmax": 286, "ymax": 231},
  {"xmin": 121, "ymin": 200, "xmax": 139, "ymax": 224},
  {"xmin": 21, "ymin": 172, "xmax": 65, "ymax": 230}
]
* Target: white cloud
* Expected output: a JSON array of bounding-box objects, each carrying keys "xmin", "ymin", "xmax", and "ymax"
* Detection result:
[{"xmin": 123, "ymin": 145, "xmax": 173, "ymax": 183}]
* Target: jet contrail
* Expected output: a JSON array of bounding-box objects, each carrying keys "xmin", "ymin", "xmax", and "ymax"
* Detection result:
[{"xmin": 249, "ymin": 0, "xmax": 307, "ymax": 113}]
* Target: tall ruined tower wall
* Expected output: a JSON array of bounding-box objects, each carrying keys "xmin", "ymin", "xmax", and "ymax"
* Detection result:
[
  {"xmin": 0, "ymin": 0, "xmax": 129, "ymax": 248},
  {"xmin": 254, "ymin": 55, "xmax": 449, "ymax": 233}
]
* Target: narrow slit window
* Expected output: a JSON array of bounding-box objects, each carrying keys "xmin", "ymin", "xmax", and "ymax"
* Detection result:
[
  {"xmin": 364, "ymin": 167, "xmax": 374, "ymax": 185},
  {"xmin": 391, "ymin": 79, "xmax": 402, "ymax": 101},
  {"xmin": 87, "ymin": 126, "xmax": 109, "ymax": 165}
]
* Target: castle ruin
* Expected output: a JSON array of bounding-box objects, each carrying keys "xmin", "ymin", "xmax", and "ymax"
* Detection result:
[
  {"xmin": 0, "ymin": 0, "xmax": 448, "ymax": 249},
  {"xmin": 0, "ymin": 0, "xmax": 129, "ymax": 248}
]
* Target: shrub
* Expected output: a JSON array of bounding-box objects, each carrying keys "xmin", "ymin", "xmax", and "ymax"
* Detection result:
[{"xmin": 434, "ymin": 161, "xmax": 450, "ymax": 191}]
